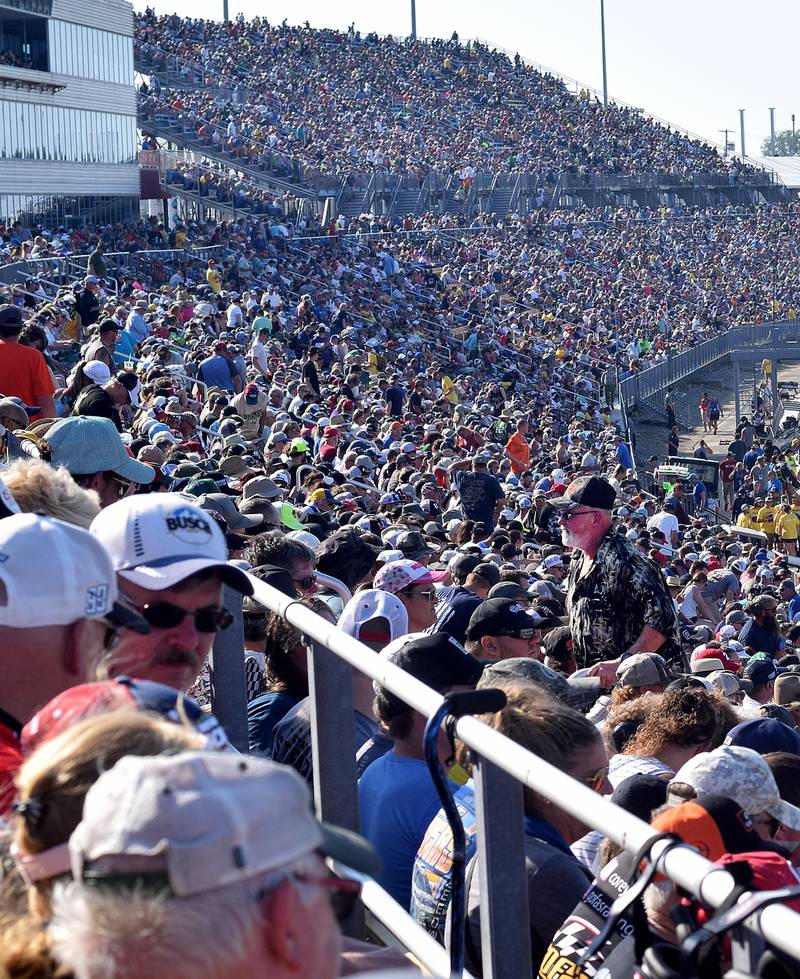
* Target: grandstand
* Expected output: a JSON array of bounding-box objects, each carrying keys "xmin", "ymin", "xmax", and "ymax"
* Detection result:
[{"xmin": 134, "ymin": 13, "xmax": 789, "ymax": 224}]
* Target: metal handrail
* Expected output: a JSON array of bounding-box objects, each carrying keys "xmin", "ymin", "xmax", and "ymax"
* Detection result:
[{"xmin": 234, "ymin": 575, "xmax": 800, "ymax": 973}]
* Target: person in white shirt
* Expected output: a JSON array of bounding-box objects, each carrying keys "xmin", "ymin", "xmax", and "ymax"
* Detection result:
[
  {"xmin": 226, "ymin": 299, "xmax": 243, "ymax": 330},
  {"xmin": 250, "ymin": 326, "xmax": 270, "ymax": 378},
  {"xmin": 646, "ymin": 499, "xmax": 679, "ymax": 548}
]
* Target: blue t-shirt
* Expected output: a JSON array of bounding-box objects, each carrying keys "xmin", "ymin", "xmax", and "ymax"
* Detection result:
[
  {"xmin": 358, "ymin": 752, "xmax": 448, "ymax": 910},
  {"xmin": 247, "ymin": 691, "xmax": 299, "ymax": 756},
  {"xmin": 198, "ymin": 354, "xmax": 234, "ymax": 392},
  {"xmin": 113, "ymin": 329, "xmax": 137, "ymax": 365},
  {"xmin": 614, "ymin": 442, "xmax": 634, "ymax": 470},
  {"xmin": 693, "ymin": 480, "xmax": 707, "ymax": 508}
]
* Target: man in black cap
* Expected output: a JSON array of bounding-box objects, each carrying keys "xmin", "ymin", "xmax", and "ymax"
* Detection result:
[
  {"xmin": 432, "ymin": 553, "xmax": 499, "ymax": 643},
  {"xmin": 465, "ymin": 597, "xmax": 542, "ymax": 660},
  {"xmin": 72, "ymin": 370, "xmax": 141, "ymax": 432},
  {"xmin": 553, "ymin": 475, "xmax": 682, "ymax": 687}
]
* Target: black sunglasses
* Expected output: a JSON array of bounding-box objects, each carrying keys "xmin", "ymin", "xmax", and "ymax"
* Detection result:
[{"xmin": 124, "ymin": 597, "xmax": 233, "ymax": 633}]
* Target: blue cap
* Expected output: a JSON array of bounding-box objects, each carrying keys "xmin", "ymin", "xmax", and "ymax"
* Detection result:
[
  {"xmin": 724, "ymin": 718, "xmax": 800, "ymax": 756},
  {"xmin": 45, "ymin": 417, "xmax": 155, "ymax": 484}
]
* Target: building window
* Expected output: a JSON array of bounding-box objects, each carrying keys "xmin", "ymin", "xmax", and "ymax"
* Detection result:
[
  {"xmin": 0, "ymin": 101, "xmax": 136, "ymax": 164},
  {"xmin": 0, "ymin": 8, "xmax": 48, "ymax": 71},
  {"xmin": 47, "ymin": 21, "xmax": 132, "ymax": 86}
]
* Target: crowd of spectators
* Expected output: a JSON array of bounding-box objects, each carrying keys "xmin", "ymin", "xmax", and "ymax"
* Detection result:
[
  {"xmin": 7, "ymin": 202, "xmax": 800, "ymax": 398},
  {"xmin": 134, "ymin": 9, "xmax": 759, "ymax": 186},
  {"xmin": 4, "ymin": 12, "xmax": 800, "ymax": 977},
  {"xmin": 3, "ymin": 222, "xmax": 800, "ymax": 974}
]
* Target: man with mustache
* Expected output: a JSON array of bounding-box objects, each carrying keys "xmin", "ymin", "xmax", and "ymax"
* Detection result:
[{"xmin": 90, "ymin": 493, "xmax": 253, "ymax": 690}]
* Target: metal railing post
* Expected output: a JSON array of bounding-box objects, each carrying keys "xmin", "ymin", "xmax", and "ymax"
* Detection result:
[
  {"xmin": 307, "ymin": 637, "xmax": 364, "ymax": 940},
  {"xmin": 306, "ymin": 638, "xmax": 360, "ymax": 833},
  {"xmin": 472, "ymin": 756, "xmax": 532, "ymax": 979},
  {"xmin": 210, "ymin": 584, "xmax": 248, "ymax": 752}
]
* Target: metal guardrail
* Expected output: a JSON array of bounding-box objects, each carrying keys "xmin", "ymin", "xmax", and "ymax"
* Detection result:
[
  {"xmin": 619, "ymin": 321, "xmax": 800, "ymax": 410},
  {"xmin": 209, "ymin": 572, "xmax": 800, "ymax": 978}
]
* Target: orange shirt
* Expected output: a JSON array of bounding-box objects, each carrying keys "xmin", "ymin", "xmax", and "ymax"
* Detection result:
[
  {"xmin": 506, "ymin": 431, "xmax": 531, "ymax": 474},
  {"xmin": 0, "ymin": 339, "xmax": 54, "ymax": 407}
]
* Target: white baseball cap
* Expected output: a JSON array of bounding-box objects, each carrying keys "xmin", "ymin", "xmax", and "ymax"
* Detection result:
[
  {"xmin": 540, "ymin": 554, "xmax": 564, "ymax": 570},
  {"xmin": 90, "ymin": 493, "xmax": 252, "ymax": 594},
  {"xmin": 285, "ymin": 530, "xmax": 321, "ymax": 551},
  {"xmin": 82, "ymin": 360, "xmax": 112, "ymax": 385},
  {"xmin": 0, "ymin": 513, "xmax": 146, "ymax": 632},
  {"xmin": 69, "ymin": 752, "xmax": 378, "ymax": 897},
  {"xmin": 338, "ymin": 588, "xmax": 409, "ymax": 645}
]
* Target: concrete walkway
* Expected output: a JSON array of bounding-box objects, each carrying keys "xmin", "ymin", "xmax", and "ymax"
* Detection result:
[{"xmin": 678, "ymin": 361, "xmax": 800, "ymax": 461}]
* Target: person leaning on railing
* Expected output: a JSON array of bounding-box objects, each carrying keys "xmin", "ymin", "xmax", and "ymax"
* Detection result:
[{"xmin": 452, "ymin": 685, "xmax": 611, "ymax": 977}]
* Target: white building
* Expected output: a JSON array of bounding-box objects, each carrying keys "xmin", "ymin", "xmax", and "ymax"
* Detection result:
[{"xmin": 0, "ymin": 0, "xmax": 137, "ymax": 226}]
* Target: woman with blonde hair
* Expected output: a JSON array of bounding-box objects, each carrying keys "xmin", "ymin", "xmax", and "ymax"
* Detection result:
[
  {"xmin": 1, "ymin": 459, "xmax": 100, "ymax": 529},
  {"xmin": 11, "ymin": 711, "xmax": 204, "ymax": 922}
]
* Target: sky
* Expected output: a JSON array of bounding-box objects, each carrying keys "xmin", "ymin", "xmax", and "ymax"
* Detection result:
[{"xmin": 134, "ymin": 0, "xmax": 800, "ymax": 162}]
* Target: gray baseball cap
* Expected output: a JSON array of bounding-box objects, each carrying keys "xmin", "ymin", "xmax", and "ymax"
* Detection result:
[
  {"xmin": 670, "ymin": 745, "xmax": 800, "ymax": 830},
  {"xmin": 70, "ymin": 752, "xmax": 379, "ymax": 896}
]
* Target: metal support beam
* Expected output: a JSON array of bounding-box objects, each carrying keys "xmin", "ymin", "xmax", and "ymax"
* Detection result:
[
  {"xmin": 733, "ymin": 358, "xmax": 740, "ymax": 427},
  {"xmin": 307, "ymin": 639, "xmax": 360, "ymax": 833},
  {"xmin": 600, "ymin": 0, "xmax": 608, "ymax": 107},
  {"xmin": 739, "ymin": 109, "xmax": 746, "ymax": 158},
  {"xmin": 770, "ymin": 107, "xmax": 777, "ymax": 156},
  {"xmin": 771, "ymin": 359, "xmax": 780, "ymax": 436},
  {"xmin": 210, "ymin": 585, "xmax": 247, "ymax": 753},
  {"xmin": 410, "ymin": 0, "xmax": 417, "ymax": 39},
  {"xmin": 307, "ymin": 639, "xmax": 363, "ymax": 939},
  {"xmin": 472, "ymin": 757, "xmax": 532, "ymax": 979}
]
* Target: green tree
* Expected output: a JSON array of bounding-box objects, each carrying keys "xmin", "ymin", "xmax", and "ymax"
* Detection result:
[{"xmin": 760, "ymin": 129, "xmax": 800, "ymax": 156}]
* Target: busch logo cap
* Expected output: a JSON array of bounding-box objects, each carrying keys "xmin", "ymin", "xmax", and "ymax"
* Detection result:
[{"xmin": 90, "ymin": 493, "xmax": 252, "ymax": 595}]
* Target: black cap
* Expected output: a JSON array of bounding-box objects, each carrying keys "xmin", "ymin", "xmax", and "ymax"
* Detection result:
[
  {"xmin": 551, "ymin": 475, "xmax": 616, "ymax": 511},
  {"xmin": 488, "ymin": 581, "xmax": 529, "ymax": 602},
  {"xmin": 386, "ymin": 633, "xmax": 484, "ymax": 690},
  {"xmin": 471, "ymin": 562, "xmax": 501, "ymax": 587},
  {"xmin": 744, "ymin": 659, "xmax": 778, "ymax": 686},
  {"xmin": 449, "ymin": 552, "xmax": 482, "ymax": 579},
  {"xmin": 0, "ymin": 303, "xmax": 22, "ymax": 333},
  {"xmin": 466, "ymin": 598, "xmax": 537, "ymax": 641},
  {"xmin": 250, "ymin": 564, "xmax": 298, "ymax": 599},
  {"xmin": 541, "ymin": 625, "xmax": 573, "ymax": 660},
  {"xmin": 611, "ymin": 774, "xmax": 669, "ymax": 822}
]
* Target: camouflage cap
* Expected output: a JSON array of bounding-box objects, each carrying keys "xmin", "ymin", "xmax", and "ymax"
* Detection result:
[{"xmin": 670, "ymin": 745, "xmax": 800, "ymax": 830}]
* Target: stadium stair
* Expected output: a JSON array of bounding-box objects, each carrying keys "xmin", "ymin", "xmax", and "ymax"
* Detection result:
[{"xmin": 140, "ymin": 116, "xmax": 317, "ymax": 203}]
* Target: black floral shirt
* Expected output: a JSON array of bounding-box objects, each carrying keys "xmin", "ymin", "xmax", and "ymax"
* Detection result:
[{"xmin": 566, "ymin": 531, "xmax": 682, "ymax": 669}]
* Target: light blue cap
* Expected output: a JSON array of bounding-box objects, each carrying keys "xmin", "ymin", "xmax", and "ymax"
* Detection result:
[{"xmin": 45, "ymin": 416, "xmax": 155, "ymax": 484}]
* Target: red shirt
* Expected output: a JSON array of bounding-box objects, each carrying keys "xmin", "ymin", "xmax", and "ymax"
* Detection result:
[{"xmin": 0, "ymin": 339, "xmax": 54, "ymax": 408}]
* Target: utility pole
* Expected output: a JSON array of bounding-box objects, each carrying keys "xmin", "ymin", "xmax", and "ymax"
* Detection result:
[
  {"xmin": 769, "ymin": 107, "xmax": 776, "ymax": 156},
  {"xmin": 600, "ymin": 0, "xmax": 608, "ymax": 107},
  {"xmin": 410, "ymin": 0, "xmax": 417, "ymax": 40},
  {"xmin": 719, "ymin": 129, "xmax": 731, "ymax": 156},
  {"xmin": 223, "ymin": 0, "xmax": 229, "ymax": 22},
  {"xmin": 739, "ymin": 109, "xmax": 746, "ymax": 158}
]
